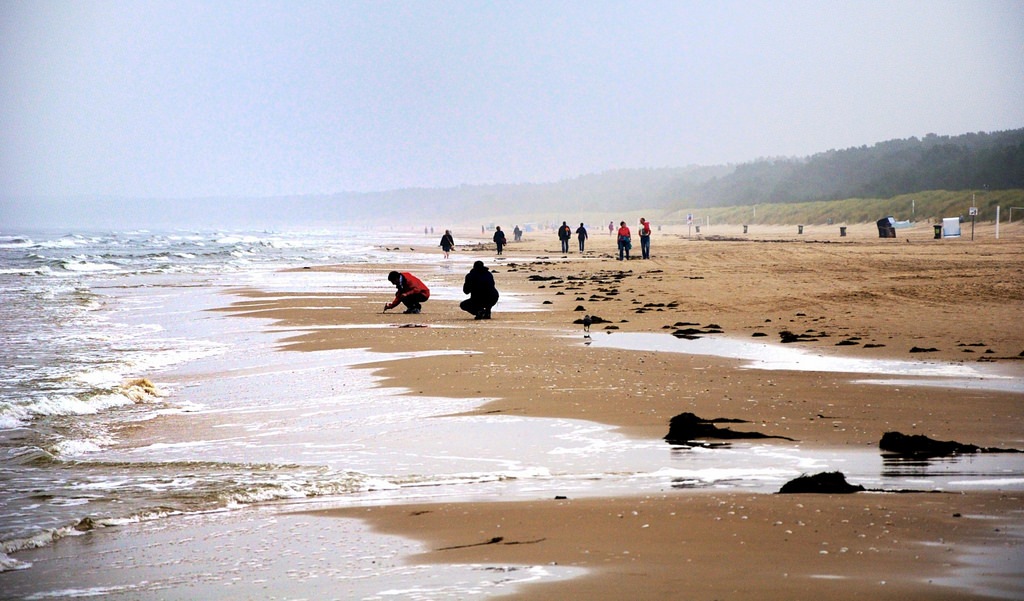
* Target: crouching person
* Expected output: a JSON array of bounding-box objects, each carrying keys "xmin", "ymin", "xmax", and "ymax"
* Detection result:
[
  {"xmin": 460, "ymin": 261, "xmax": 499, "ymax": 320},
  {"xmin": 384, "ymin": 271, "xmax": 430, "ymax": 314}
]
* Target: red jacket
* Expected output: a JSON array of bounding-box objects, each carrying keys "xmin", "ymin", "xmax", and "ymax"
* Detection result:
[
  {"xmin": 617, "ymin": 225, "xmax": 631, "ymax": 240},
  {"xmin": 387, "ymin": 272, "xmax": 430, "ymax": 309}
]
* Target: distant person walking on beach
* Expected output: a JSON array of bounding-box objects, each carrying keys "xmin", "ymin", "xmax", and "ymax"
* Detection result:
[
  {"xmin": 513, "ymin": 225, "xmax": 522, "ymax": 242},
  {"xmin": 617, "ymin": 221, "xmax": 632, "ymax": 260},
  {"xmin": 493, "ymin": 226, "xmax": 507, "ymax": 255},
  {"xmin": 460, "ymin": 260, "xmax": 499, "ymax": 320},
  {"xmin": 439, "ymin": 230, "xmax": 455, "ymax": 259},
  {"xmin": 639, "ymin": 217, "xmax": 652, "ymax": 259},
  {"xmin": 558, "ymin": 221, "xmax": 572, "ymax": 253},
  {"xmin": 608, "ymin": 221, "xmax": 614, "ymax": 235},
  {"xmin": 576, "ymin": 223, "xmax": 588, "ymax": 252},
  {"xmin": 384, "ymin": 271, "xmax": 430, "ymax": 314}
]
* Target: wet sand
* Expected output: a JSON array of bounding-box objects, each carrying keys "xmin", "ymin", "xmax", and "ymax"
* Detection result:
[{"xmin": 224, "ymin": 220, "xmax": 1024, "ymax": 599}]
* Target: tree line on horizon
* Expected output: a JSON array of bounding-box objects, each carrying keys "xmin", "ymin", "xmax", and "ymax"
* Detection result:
[
  {"xmin": 344, "ymin": 127, "xmax": 1024, "ymax": 221},
  {"xmin": 668, "ymin": 128, "xmax": 1024, "ymax": 211}
]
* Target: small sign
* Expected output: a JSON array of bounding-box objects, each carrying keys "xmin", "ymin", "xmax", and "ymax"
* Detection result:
[
  {"xmin": 686, "ymin": 214, "xmax": 693, "ymax": 225},
  {"xmin": 969, "ymin": 207, "xmax": 979, "ymax": 216}
]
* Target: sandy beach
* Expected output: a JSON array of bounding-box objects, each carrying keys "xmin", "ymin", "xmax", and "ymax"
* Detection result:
[{"xmin": 216, "ymin": 221, "xmax": 1024, "ymax": 599}]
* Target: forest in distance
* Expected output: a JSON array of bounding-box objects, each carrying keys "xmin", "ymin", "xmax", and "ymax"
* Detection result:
[
  {"xmin": 6, "ymin": 128, "xmax": 1023, "ymax": 230},
  {"xmin": 332, "ymin": 127, "xmax": 1024, "ymax": 224}
]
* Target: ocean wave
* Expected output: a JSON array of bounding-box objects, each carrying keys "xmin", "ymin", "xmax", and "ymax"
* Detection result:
[
  {"xmin": 0, "ymin": 379, "xmax": 165, "ymax": 430},
  {"xmin": 0, "ymin": 266, "xmax": 54, "ymax": 276},
  {"xmin": 35, "ymin": 235, "xmax": 101, "ymax": 249},
  {"xmin": 3, "ymin": 447, "xmax": 58, "ymax": 465},
  {"xmin": 0, "ymin": 463, "xmax": 382, "ymax": 571},
  {"xmin": 0, "ymin": 507, "xmax": 182, "ymax": 573},
  {"xmin": 48, "ymin": 437, "xmax": 114, "ymax": 458},
  {"xmin": 216, "ymin": 235, "xmax": 265, "ymax": 245},
  {"xmin": 0, "ymin": 236, "xmax": 35, "ymax": 249},
  {"xmin": 60, "ymin": 260, "xmax": 121, "ymax": 273}
]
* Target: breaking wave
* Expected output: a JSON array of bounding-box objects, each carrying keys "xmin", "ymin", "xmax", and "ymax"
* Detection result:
[{"xmin": 0, "ymin": 378, "xmax": 166, "ymax": 431}]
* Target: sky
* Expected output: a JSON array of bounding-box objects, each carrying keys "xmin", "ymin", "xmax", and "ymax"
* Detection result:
[{"xmin": 2, "ymin": 0, "xmax": 1023, "ymax": 200}]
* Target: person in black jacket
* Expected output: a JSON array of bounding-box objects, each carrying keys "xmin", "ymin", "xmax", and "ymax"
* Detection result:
[
  {"xmin": 493, "ymin": 226, "xmax": 507, "ymax": 255},
  {"xmin": 460, "ymin": 260, "xmax": 499, "ymax": 319},
  {"xmin": 439, "ymin": 230, "xmax": 454, "ymax": 259},
  {"xmin": 557, "ymin": 221, "xmax": 572, "ymax": 253},
  {"xmin": 575, "ymin": 222, "xmax": 588, "ymax": 252}
]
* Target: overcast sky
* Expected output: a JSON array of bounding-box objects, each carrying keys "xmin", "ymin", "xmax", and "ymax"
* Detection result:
[{"xmin": 2, "ymin": 0, "xmax": 1022, "ymax": 200}]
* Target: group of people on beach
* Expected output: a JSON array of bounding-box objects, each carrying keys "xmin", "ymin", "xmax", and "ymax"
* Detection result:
[
  {"xmin": 436, "ymin": 218, "xmax": 652, "ymax": 259},
  {"xmin": 563, "ymin": 217, "xmax": 652, "ymax": 259},
  {"xmin": 439, "ymin": 227, "xmax": 507, "ymax": 257},
  {"xmin": 383, "ymin": 261, "xmax": 499, "ymax": 320},
  {"xmin": 397, "ymin": 217, "xmax": 652, "ymax": 319},
  {"xmin": 557, "ymin": 221, "xmax": 590, "ymax": 253},
  {"xmin": 552, "ymin": 218, "xmax": 653, "ymax": 259},
  {"xmin": 616, "ymin": 217, "xmax": 652, "ymax": 260}
]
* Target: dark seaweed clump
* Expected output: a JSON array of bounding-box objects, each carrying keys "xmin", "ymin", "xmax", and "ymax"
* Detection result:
[
  {"xmin": 778, "ymin": 471, "xmax": 865, "ymax": 494},
  {"xmin": 664, "ymin": 412, "xmax": 794, "ymax": 446}
]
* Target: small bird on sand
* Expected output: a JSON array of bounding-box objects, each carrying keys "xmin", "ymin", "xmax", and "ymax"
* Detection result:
[{"xmin": 583, "ymin": 314, "xmax": 592, "ymax": 334}]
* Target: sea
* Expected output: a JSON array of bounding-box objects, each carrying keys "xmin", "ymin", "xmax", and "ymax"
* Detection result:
[{"xmin": 1, "ymin": 227, "xmax": 1022, "ymax": 600}]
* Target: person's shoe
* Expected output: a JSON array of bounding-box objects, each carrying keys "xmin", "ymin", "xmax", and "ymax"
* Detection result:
[
  {"xmin": 483, "ymin": 308, "xmax": 491, "ymax": 319},
  {"xmin": 474, "ymin": 310, "xmax": 486, "ymax": 320}
]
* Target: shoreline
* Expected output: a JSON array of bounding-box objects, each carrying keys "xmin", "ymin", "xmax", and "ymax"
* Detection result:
[
  {"xmin": 218, "ymin": 225, "xmax": 1024, "ymax": 598},
  {"xmin": 3, "ymin": 224, "xmax": 1020, "ymax": 600}
]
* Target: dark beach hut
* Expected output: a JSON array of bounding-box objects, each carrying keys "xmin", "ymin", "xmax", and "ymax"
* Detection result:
[{"xmin": 876, "ymin": 216, "xmax": 896, "ymax": 238}]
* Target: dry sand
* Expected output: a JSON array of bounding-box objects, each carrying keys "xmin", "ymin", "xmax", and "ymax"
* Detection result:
[{"xmin": 222, "ymin": 220, "xmax": 1024, "ymax": 599}]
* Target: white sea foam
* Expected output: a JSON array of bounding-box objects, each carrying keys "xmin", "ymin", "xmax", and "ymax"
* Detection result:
[
  {"xmin": 38, "ymin": 238, "xmax": 88, "ymax": 249},
  {"xmin": 16, "ymin": 394, "xmax": 111, "ymax": 417},
  {"xmin": 0, "ymin": 379, "xmax": 166, "ymax": 430},
  {"xmin": 0, "ymin": 551, "xmax": 32, "ymax": 571},
  {"xmin": 60, "ymin": 260, "xmax": 120, "ymax": 273},
  {"xmin": 48, "ymin": 439, "xmax": 107, "ymax": 457},
  {"xmin": 0, "ymin": 412, "xmax": 29, "ymax": 429}
]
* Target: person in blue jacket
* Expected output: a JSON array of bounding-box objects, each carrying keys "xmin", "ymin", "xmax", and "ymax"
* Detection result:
[{"xmin": 575, "ymin": 222, "xmax": 588, "ymax": 252}]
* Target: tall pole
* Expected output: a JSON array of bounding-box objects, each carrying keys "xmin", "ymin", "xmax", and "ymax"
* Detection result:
[{"xmin": 971, "ymin": 193, "xmax": 976, "ymax": 241}]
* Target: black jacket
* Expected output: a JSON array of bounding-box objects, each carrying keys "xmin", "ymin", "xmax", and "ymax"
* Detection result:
[{"xmin": 464, "ymin": 265, "xmax": 499, "ymax": 303}]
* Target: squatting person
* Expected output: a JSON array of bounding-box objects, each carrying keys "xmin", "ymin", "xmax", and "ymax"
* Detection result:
[{"xmin": 383, "ymin": 271, "xmax": 430, "ymax": 314}]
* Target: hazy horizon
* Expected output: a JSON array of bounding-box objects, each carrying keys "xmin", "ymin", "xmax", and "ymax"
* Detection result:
[{"xmin": 3, "ymin": 1, "xmax": 1023, "ymax": 211}]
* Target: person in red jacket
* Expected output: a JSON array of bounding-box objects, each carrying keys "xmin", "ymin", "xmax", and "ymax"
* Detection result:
[
  {"xmin": 617, "ymin": 221, "xmax": 631, "ymax": 260},
  {"xmin": 383, "ymin": 271, "xmax": 430, "ymax": 314}
]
